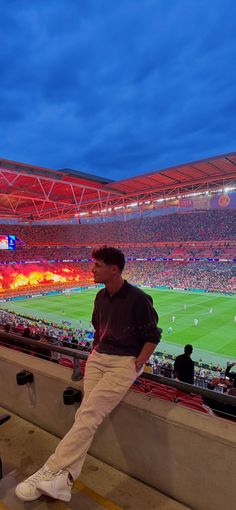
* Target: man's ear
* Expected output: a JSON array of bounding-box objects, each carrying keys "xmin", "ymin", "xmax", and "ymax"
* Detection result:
[{"xmin": 111, "ymin": 265, "xmax": 119, "ymax": 275}]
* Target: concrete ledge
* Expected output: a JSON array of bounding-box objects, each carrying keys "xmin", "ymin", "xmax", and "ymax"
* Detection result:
[
  {"xmin": 1, "ymin": 346, "xmax": 235, "ymax": 510},
  {"xmin": 0, "ymin": 407, "xmax": 192, "ymax": 510}
]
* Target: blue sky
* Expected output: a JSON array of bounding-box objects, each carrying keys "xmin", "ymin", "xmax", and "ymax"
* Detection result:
[{"xmin": 0, "ymin": 0, "xmax": 236, "ymax": 181}]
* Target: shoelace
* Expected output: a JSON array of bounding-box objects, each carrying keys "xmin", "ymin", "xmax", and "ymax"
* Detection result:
[
  {"xmin": 27, "ymin": 466, "xmax": 51, "ymax": 487},
  {"xmin": 42, "ymin": 470, "xmax": 71, "ymax": 488}
]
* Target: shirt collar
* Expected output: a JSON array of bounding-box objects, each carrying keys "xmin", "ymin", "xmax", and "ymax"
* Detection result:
[{"xmin": 104, "ymin": 280, "xmax": 130, "ymax": 299}]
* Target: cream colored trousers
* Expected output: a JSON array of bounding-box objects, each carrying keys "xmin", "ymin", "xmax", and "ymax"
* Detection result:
[{"xmin": 46, "ymin": 350, "xmax": 143, "ymax": 479}]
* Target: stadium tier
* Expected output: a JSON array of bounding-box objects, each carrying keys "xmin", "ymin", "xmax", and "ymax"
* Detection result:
[
  {"xmin": 0, "ymin": 209, "xmax": 235, "ymax": 244},
  {"xmin": 0, "ymin": 208, "xmax": 235, "ymax": 295},
  {"xmin": 0, "ymin": 207, "xmax": 235, "ymax": 294}
]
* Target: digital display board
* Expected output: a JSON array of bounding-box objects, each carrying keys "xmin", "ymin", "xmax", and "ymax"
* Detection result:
[{"xmin": 0, "ymin": 235, "xmax": 16, "ymax": 250}]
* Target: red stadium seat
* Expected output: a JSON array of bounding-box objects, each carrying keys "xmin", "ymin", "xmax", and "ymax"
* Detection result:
[
  {"xmin": 131, "ymin": 385, "xmax": 146, "ymax": 393},
  {"xmin": 79, "ymin": 360, "xmax": 87, "ymax": 373},
  {"xmin": 59, "ymin": 357, "xmax": 73, "ymax": 368},
  {"xmin": 176, "ymin": 401, "xmax": 210, "ymax": 414},
  {"xmin": 176, "ymin": 394, "xmax": 204, "ymax": 406},
  {"xmin": 148, "ymin": 391, "xmax": 176, "ymax": 402},
  {"xmin": 147, "ymin": 381, "xmax": 177, "ymax": 397},
  {"xmin": 189, "ymin": 393, "xmax": 204, "ymax": 403},
  {"xmin": 176, "ymin": 389, "xmax": 190, "ymax": 399}
]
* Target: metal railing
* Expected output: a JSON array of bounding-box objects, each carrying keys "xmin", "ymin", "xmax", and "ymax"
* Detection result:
[{"xmin": 0, "ymin": 330, "xmax": 87, "ymax": 381}]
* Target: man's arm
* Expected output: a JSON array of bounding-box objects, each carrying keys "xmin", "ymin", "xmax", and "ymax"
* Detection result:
[
  {"xmin": 174, "ymin": 357, "xmax": 179, "ymax": 377},
  {"xmin": 135, "ymin": 342, "xmax": 157, "ymax": 371},
  {"xmin": 134, "ymin": 293, "xmax": 162, "ymax": 372},
  {"xmin": 225, "ymin": 362, "xmax": 236, "ymax": 380},
  {"xmin": 91, "ymin": 297, "xmax": 99, "ymax": 350},
  {"xmin": 190, "ymin": 360, "xmax": 195, "ymax": 384}
]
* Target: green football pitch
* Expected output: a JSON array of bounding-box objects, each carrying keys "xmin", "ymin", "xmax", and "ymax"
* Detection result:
[{"xmin": 1, "ymin": 288, "xmax": 235, "ymax": 365}]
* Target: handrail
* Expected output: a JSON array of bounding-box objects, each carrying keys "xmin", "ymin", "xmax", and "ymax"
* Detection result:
[
  {"xmin": 0, "ymin": 330, "xmax": 87, "ymax": 380},
  {"xmin": 0, "ymin": 330, "xmax": 87, "ymax": 359}
]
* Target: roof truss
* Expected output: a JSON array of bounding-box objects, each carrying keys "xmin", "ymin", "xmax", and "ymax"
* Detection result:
[{"xmin": 0, "ymin": 153, "xmax": 235, "ymax": 220}]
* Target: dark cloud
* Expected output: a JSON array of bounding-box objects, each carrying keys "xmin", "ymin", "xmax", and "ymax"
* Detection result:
[{"xmin": 0, "ymin": 0, "xmax": 235, "ymax": 180}]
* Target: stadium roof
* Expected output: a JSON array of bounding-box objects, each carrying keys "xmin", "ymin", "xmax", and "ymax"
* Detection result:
[{"xmin": 0, "ymin": 152, "xmax": 235, "ymax": 221}]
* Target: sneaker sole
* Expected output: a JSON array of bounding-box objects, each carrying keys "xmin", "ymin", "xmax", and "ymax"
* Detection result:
[{"xmin": 15, "ymin": 486, "xmax": 43, "ymax": 502}]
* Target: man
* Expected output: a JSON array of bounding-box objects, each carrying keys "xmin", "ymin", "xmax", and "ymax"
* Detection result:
[
  {"xmin": 174, "ymin": 344, "xmax": 194, "ymax": 384},
  {"xmin": 15, "ymin": 246, "xmax": 162, "ymax": 502},
  {"xmin": 225, "ymin": 361, "xmax": 236, "ymax": 390}
]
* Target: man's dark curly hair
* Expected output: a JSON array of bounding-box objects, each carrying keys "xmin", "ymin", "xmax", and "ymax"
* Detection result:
[{"xmin": 92, "ymin": 246, "xmax": 125, "ymax": 272}]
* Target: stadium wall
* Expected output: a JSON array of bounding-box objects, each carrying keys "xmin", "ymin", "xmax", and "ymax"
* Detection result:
[{"xmin": 0, "ymin": 346, "xmax": 235, "ymax": 510}]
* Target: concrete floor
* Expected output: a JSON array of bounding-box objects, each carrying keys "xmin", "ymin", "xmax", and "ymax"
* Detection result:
[{"xmin": 0, "ymin": 408, "xmax": 192, "ymax": 510}]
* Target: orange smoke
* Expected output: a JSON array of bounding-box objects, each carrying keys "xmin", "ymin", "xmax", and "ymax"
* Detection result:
[
  {"xmin": 10, "ymin": 270, "xmax": 69, "ymax": 289},
  {"xmin": 0, "ymin": 263, "xmax": 95, "ymax": 294}
]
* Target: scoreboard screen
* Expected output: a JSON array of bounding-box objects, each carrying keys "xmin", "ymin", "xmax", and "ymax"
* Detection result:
[{"xmin": 0, "ymin": 235, "xmax": 16, "ymax": 250}]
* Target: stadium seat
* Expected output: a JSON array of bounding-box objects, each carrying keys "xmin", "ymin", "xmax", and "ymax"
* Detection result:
[
  {"xmin": 79, "ymin": 360, "xmax": 87, "ymax": 373},
  {"xmin": 176, "ymin": 393, "xmax": 204, "ymax": 405},
  {"xmin": 131, "ymin": 385, "xmax": 146, "ymax": 393},
  {"xmin": 189, "ymin": 393, "xmax": 204, "ymax": 402},
  {"xmin": 147, "ymin": 391, "xmax": 176, "ymax": 402},
  {"xmin": 59, "ymin": 357, "xmax": 73, "ymax": 368},
  {"xmin": 176, "ymin": 396, "xmax": 201, "ymax": 406},
  {"xmin": 175, "ymin": 389, "xmax": 189, "ymax": 398},
  {"xmin": 147, "ymin": 381, "xmax": 177, "ymax": 397},
  {"xmin": 176, "ymin": 401, "xmax": 210, "ymax": 414}
]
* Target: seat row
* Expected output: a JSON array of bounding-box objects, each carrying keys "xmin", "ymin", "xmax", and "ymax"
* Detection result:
[{"xmin": 131, "ymin": 379, "xmax": 213, "ymax": 414}]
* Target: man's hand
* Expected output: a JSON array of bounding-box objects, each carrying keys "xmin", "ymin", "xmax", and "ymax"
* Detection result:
[
  {"xmin": 135, "ymin": 342, "xmax": 157, "ymax": 372},
  {"xmin": 135, "ymin": 358, "xmax": 146, "ymax": 372}
]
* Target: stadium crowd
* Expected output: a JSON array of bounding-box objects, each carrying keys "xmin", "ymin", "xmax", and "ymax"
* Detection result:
[
  {"xmin": 0, "ymin": 309, "xmax": 93, "ymax": 355},
  {"xmin": 124, "ymin": 261, "xmax": 235, "ymax": 293},
  {"xmin": 0, "ymin": 243, "xmax": 235, "ymax": 264},
  {"xmin": 1, "ymin": 209, "xmax": 235, "ymax": 245}
]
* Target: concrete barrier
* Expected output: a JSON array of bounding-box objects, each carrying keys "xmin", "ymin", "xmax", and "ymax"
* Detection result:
[{"xmin": 0, "ymin": 346, "xmax": 235, "ymax": 510}]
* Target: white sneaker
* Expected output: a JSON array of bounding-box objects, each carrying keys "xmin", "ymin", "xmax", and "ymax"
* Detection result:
[
  {"xmin": 15, "ymin": 465, "xmax": 52, "ymax": 501},
  {"xmin": 37, "ymin": 469, "xmax": 73, "ymax": 502}
]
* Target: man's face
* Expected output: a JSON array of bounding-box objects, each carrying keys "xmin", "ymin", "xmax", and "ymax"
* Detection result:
[{"xmin": 92, "ymin": 259, "xmax": 118, "ymax": 284}]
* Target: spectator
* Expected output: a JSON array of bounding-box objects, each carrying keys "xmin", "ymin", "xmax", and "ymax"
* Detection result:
[
  {"xmin": 22, "ymin": 326, "xmax": 31, "ymax": 338},
  {"xmin": 225, "ymin": 361, "xmax": 236, "ymax": 389},
  {"xmin": 174, "ymin": 344, "xmax": 194, "ymax": 384}
]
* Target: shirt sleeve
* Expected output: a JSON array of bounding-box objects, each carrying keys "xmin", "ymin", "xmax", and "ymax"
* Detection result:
[
  {"xmin": 174, "ymin": 357, "xmax": 179, "ymax": 374},
  {"xmin": 91, "ymin": 295, "xmax": 100, "ymax": 348},
  {"xmin": 134, "ymin": 293, "xmax": 162, "ymax": 344},
  {"xmin": 225, "ymin": 366, "xmax": 236, "ymax": 380},
  {"xmin": 190, "ymin": 360, "xmax": 194, "ymax": 384}
]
